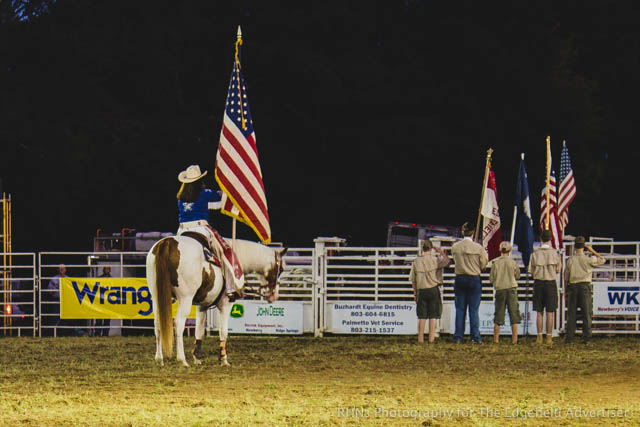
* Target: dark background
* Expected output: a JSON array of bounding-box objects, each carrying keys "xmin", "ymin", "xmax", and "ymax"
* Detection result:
[{"xmin": 1, "ymin": 0, "xmax": 637, "ymax": 252}]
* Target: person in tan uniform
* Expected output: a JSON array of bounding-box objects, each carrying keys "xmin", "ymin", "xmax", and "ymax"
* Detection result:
[
  {"xmin": 451, "ymin": 223, "xmax": 488, "ymax": 343},
  {"xmin": 409, "ymin": 240, "xmax": 450, "ymax": 343},
  {"xmin": 490, "ymin": 241, "xmax": 521, "ymax": 344},
  {"xmin": 528, "ymin": 229, "xmax": 561, "ymax": 344},
  {"xmin": 564, "ymin": 236, "xmax": 606, "ymax": 344}
]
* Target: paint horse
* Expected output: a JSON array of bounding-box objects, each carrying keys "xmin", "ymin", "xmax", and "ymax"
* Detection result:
[{"xmin": 146, "ymin": 235, "xmax": 286, "ymax": 367}]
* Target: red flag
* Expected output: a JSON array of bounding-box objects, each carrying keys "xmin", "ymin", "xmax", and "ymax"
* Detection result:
[
  {"xmin": 481, "ymin": 165, "xmax": 502, "ymax": 261},
  {"xmin": 215, "ymin": 29, "xmax": 271, "ymax": 243}
]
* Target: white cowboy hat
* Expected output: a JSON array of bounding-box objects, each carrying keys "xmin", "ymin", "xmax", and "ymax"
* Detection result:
[{"xmin": 178, "ymin": 165, "xmax": 208, "ymax": 183}]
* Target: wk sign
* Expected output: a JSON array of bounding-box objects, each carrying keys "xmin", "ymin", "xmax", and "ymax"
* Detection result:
[
  {"xmin": 60, "ymin": 278, "xmax": 196, "ymax": 319},
  {"xmin": 593, "ymin": 282, "xmax": 640, "ymax": 315}
]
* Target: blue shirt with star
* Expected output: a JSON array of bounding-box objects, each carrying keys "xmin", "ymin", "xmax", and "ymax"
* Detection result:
[{"xmin": 178, "ymin": 189, "xmax": 222, "ymax": 223}]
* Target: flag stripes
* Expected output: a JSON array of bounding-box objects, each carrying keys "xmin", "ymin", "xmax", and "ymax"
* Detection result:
[
  {"xmin": 540, "ymin": 169, "xmax": 563, "ymax": 249},
  {"xmin": 558, "ymin": 142, "xmax": 576, "ymax": 229},
  {"xmin": 215, "ymin": 34, "xmax": 271, "ymax": 243}
]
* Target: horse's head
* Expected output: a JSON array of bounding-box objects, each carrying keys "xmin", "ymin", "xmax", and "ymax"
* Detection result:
[{"xmin": 256, "ymin": 246, "xmax": 288, "ymax": 303}]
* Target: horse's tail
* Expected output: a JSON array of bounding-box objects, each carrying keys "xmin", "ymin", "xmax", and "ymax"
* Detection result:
[{"xmin": 153, "ymin": 238, "xmax": 180, "ymax": 358}]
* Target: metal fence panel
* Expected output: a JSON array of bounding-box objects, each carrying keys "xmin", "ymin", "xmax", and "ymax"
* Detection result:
[{"xmin": 0, "ymin": 253, "xmax": 37, "ymax": 336}]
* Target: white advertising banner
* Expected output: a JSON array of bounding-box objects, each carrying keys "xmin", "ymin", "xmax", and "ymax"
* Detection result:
[
  {"xmin": 449, "ymin": 301, "xmax": 536, "ymax": 335},
  {"xmin": 227, "ymin": 301, "xmax": 303, "ymax": 334},
  {"xmin": 328, "ymin": 302, "xmax": 417, "ymax": 334},
  {"xmin": 593, "ymin": 283, "xmax": 640, "ymax": 315}
]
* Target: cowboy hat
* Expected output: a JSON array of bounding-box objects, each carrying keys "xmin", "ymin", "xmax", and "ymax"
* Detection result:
[{"xmin": 178, "ymin": 165, "xmax": 208, "ymax": 183}]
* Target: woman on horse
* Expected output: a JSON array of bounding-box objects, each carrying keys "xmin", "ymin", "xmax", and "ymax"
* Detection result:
[{"xmin": 176, "ymin": 164, "xmax": 244, "ymax": 301}]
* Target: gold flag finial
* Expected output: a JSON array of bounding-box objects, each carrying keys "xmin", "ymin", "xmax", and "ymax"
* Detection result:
[{"xmin": 234, "ymin": 26, "xmax": 247, "ymax": 131}]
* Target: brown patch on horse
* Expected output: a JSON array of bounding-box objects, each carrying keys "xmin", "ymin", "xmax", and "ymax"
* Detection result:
[
  {"xmin": 152, "ymin": 238, "xmax": 180, "ymax": 289},
  {"xmin": 192, "ymin": 266, "xmax": 215, "ymax": 305},
  {"xmin": 265, "ymin": 248, "xmax": 287, "ymax": 285},
  {"xmin": 181, "ymin": 231, "xmax": 210, "ymax": 251}
]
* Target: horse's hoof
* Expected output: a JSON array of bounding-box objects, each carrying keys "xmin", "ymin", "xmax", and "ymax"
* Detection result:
[
  {"xmin": 220, "ymin": 358, "xmax": 231, "ymax": 367},
  {"xmin": 193, "ymin": 356, "xmax": 202, "ymax": 365},
  {"xmin": 155, "ymin": 357, "xmax": 164, "ymax": 366}
]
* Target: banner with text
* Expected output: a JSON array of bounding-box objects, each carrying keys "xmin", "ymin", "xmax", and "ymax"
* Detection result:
[
  {"xmin": 227, "ymin": 301, "xmax": 303, "ymax": 334},
  {"xmin": 60, "ymin": 277, "xmax": 196, "ymax": 319},
  {"xmin": 328, "ymin": 302, "xmax": 417, "ymax": 334},
  {"xmin": 593, "ymin": 282, "xmax": 640, "ymax": 315}
]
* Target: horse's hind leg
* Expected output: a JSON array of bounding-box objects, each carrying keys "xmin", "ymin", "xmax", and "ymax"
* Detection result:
[
  {"xmin": 192, "ymin": 306, "xmax": 207, "ymax": 365},
  {"xmin": 175, "ymin": 298, "xmax": 193, "ymax": 367},
  {"xmin": 154, "ymin": 320, "xmax": 164, "ymax": 366}
]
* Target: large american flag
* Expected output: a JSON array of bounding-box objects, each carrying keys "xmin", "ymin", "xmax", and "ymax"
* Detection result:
[
  {"xmin": 214, "ymin": 32, "xmax": 271, "ymax": 243},
  {"xmin": 540, "ymin": 166, "xmax": 563, "ymax": 249},
  {"xmin": 558, "ymin": 142, "xmax": 576, "ymax": 230}
]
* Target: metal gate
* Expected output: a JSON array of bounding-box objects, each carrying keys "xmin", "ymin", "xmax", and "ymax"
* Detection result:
[
  {"xmin": 38, "ymin": 251, "xmax": 149, "ymax": 337},
  {"xmin": 0, "ymin": 252, "xmax": 37, "ymax": 336}
]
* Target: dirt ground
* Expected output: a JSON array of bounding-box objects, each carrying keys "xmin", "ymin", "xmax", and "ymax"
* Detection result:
[{"xmin": 0, "ymin": 335, "xmax": 638, "ymax": 426}]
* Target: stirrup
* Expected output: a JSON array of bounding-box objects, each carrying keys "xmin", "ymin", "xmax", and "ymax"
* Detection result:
[{"xmin": 227, "ymin": 291, "xmax": 240, "ymax": 302}]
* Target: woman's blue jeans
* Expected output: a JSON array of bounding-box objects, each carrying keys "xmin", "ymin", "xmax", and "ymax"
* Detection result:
[{"xmin": 454, "ymin": 275, "xmax": 483, "ymax": 342}]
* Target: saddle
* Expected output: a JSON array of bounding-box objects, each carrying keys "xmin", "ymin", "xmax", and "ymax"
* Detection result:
[{"xmin": 181, "ymin": 232, "xmax": 221, "ymax": 267}]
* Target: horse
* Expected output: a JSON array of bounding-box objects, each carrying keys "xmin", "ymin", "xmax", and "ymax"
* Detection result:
[{"xmin": 146, "ymin": 235, "xmax": 287, "ymax": 367}]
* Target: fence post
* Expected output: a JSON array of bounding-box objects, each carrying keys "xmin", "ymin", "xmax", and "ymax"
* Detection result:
[{"xmin": 312, "ymin": 239, "xmax": 326, "ymax": 337}]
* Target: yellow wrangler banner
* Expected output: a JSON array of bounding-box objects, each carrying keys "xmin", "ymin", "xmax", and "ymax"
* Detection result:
[{"xmin": 60, "ymin": 278, "xmax": 196, "ymax": 319}]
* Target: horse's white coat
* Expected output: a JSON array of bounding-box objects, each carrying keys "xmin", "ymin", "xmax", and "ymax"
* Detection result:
[{"xmin": 146, "ymin": 235, "xmax": 282, "ymax": 367}]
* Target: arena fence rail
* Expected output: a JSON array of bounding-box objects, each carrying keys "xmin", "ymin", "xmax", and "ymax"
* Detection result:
[{"xmin": 2, "ymin": 237, "xmax": 638, "ymax": 338}]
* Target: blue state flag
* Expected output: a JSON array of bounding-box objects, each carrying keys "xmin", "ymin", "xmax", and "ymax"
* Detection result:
[{"xmin": 514, "ymin": 157, "xmax": 534, "ymax": 268}]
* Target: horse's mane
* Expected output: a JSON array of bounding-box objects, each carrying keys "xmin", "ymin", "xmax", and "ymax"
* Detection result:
[{"xmin": 224, "ymin": 238, "xmax": 275, "ymax": 274}]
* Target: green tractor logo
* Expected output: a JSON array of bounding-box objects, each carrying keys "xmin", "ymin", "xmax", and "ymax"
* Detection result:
[{"xmin": 230, "ymin": 304, "xmax": 244, "ymax": 318}]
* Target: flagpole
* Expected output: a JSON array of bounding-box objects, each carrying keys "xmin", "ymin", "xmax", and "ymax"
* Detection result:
[
  {"xmin": 560, "ymin": 140, "xmax": 567, "ymax": 244},
  {"xmin": 510, "ymin": 153, "xmax": 525, "ymax": 245},
  {"xmin": 229, "ymin": 25, "xmax": 244, "ymax": 250},
  {"xmin": 474, "ymin": 148, "xmax": 493, "ymax": 242},
  {"xmin": 545, "ymin": 136, "xmax": 551, "ymax": 230}
]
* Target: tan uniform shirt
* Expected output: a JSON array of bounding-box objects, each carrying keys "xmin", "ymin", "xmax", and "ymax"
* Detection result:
[
  {"xmin": 528, "ymin": 245, "xmax": 561, "ymax": 281},
  {"xmin": 409, "ymin": 252, "xmax": 450, "ymax": 289},
  {"xmin": 451, "ymin": 238, "xmax": 488, "ymax": 276},
  {"xmin": 565, "ymin": 252, "xmax": 606, "ymax": 285},
  {"xmin": 490, "ymin": 255, "xmax": 520, "ymax": 290}
]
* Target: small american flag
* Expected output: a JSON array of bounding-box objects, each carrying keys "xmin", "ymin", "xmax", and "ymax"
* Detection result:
[
  {"xmin": 558, "ymin": 142, "xmax": 576, "ymax": 229},
  {"xmin": 540, "ymin": 167, "xmax": 563, "ymax": 249},
  {"xmin": 215, "ymin": 28, "xmax": 271, "ymax": 243}
]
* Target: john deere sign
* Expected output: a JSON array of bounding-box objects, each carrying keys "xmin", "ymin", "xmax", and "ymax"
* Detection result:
[
  {"xmin": 230, "ymin": 304, "xmax": 244, "ymax": 318},
  {"xmin": 227, "ymin": 301, "xmax": 303, "ymax": 334}
]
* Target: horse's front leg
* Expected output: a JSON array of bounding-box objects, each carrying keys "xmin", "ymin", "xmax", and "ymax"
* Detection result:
[
  {"xmin": 174, "ymin": 298, "xmax": 193, "ymax": 367},
  {"xmin": 192, "ymin": 306, "xmax": 207, "ymax": 365},
  {"xmin": 217, "ymin": 296, "xmax": 232, "ymax": 366}
]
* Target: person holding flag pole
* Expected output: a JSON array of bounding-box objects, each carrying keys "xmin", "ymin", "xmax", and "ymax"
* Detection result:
[
  {"xmin": 529, "ymin": 137, "xmax": 562, "ymax": 344},
  {"xmin": 450, "ymin": 149, "xmax": 490, "ymax": 343}
]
